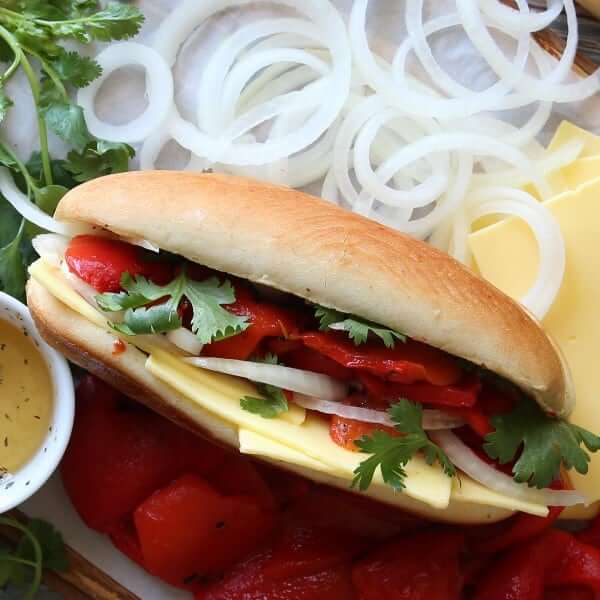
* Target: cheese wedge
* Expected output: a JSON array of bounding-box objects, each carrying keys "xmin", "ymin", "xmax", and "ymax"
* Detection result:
[
  {"xmin": 469, "ymin": 178, "xmax": 600, "ymax": 518},
  {"xmin": 548, "ymin": 121, "xmax": 600, "ymax": 157}
]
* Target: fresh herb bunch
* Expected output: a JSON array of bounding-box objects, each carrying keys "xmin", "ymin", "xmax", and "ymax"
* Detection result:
[
  {"xmin": 240, "ymin": 353, "xmax": 289, "ymax": 418},
  {"xmin": 314, "ymin": 304, "xmax": 406, "ymax": 348},
  {"xmin": 0, "ymin": 0, "xmax": 143, "ymax": 300},
  {"xmin": 0, "ymin": 516, "xmax": 68, "ymax": 600}
]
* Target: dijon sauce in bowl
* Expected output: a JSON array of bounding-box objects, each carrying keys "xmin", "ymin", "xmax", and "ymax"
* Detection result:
[{"xmin": 0, "ymin": 292, "xmax": 74, "ymax": 513}]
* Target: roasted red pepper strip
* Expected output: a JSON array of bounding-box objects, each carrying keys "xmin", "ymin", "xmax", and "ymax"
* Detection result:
[
  {"xmin": 298, "ymin": 331, "xmax": 462, "ymax": 385},
  {"xmin": 65, "ymin": 235, "xmax": 174, "ymax": 292},
  {"xmin": 203, "ymin": 284, "xmax": 306, "ymax": 360},
  {"xmin": 330, "ymin": 415, "xmax": 399, "ymax": 452}
]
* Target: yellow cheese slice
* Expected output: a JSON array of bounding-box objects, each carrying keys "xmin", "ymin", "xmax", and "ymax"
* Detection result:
[
  {"xmin": 549, "ymin": 121, "xmax": 600, "ymax": 157},
  {"xmin": 239, "ymin": 428, "xmax": 332, "ymax": 473},
  {"xmin": 28, "ymin": 260, "xmax": 305, "ymax": 426},
  {"xmin": 469, "ymin": 178, "xmax": 600, "ymax": 516},
  {"xmin": 561, "ymin": 157, "xmax": 600, "ymax": 191},
  {"xmin": 146, "ymin": 350, "xmax": 453, "ymax": 509},
  {"xmin": 451, "ymin": 477, "xmax": 548, "ymax": 517}
]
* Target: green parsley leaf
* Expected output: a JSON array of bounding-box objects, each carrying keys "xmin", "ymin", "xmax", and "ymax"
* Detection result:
[
  {"xmin": 484, "ymin": 397, "xmax": 600, "ymax": 489},
  {"xmin": 63, "ymin": 140, "xmax": 134, "ymax": 182},
  {"xmin": 49, "ymin": 50, "xmax": 101, "ymax": 88},
  {"xmin": 352, "ymin": 399, "xmax": 455, "ymax": 492},
  {"xmin": 240, "ymin": 354, "xmax": 289, "ymax": 418},
  {"xmin": 97, "ymin": 270, "xmax": 250, "ymax": 344},
  {"xmin": 313, "ymin": 304, "xmax": 406, "ymax": 348}
]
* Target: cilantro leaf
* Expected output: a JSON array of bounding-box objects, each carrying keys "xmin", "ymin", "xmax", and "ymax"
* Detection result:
[
  {"xmin": 315, "ymin": 305, "xmax": 345, "ymax": 330},
  {"xmin": 352, "ymin": 399, "xmax": 455, "ymax": 492},
  {"xmin": 49, "ymin": 50, "xmax": 101, "ymax": 87},
  {"xmin": 484, "ymin": 397, "xmax": 600, "ymax": 489},
  {"xmin": 63, "ymin": 140, "xmax": 134, "ymax": 182},
  {"xmin": 186, "ymin": 277, "xmax": 247, "ymax": 343},
  {"xmin": 97, "ymin": 270, "xmax": 250, "ymax": 344},
  {"xmin": 333, "ymin": 318, "xmax": 406, "ymax": 348},
  {"xmin": 41, "ymin": 99, "xmax": 91, "ymax": 151},
  {"xmin": 16, "ymin": 519, "xmax": 68, "ymax": 572},
  {"xmin": 313, "ymin": 304, "xmax": 406, "ymax": 348},
  {"xmin": 240, "ymin": 354, "xmax": 289, "ymax": 418},
  {"xmin": 240, "ymin": 388, "xmax": 288, "ymax": 419},
  {"xmin": 45, "ymin": 3, "xmax": 144, "ymax": 43}
]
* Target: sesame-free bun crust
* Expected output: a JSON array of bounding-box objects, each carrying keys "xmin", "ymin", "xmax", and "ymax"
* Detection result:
[
  {"xmin": 55, "ymin": 171, "xmax": 573, "ymax": 416},
  {"xmin": 27, "ymin": 277, "xmax": 514, "ymax": 524}
]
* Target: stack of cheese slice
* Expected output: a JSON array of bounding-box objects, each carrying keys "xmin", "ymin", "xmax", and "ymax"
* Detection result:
[{"xmin": 470, "ymin": 122, "xmax": 600, "ymax": 519}]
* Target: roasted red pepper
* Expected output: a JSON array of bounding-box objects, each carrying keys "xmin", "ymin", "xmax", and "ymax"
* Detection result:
[
  {"xmin": 298, "ymin": 331, "xmax": 462, "ymax": 385},
  {"xmin": 203, "ymin": 283, "xmax": 307, "ymax": 360},
  {"xmin": 61, "ymin": 376, "xmax": 227, "ymax": 532},
  {"xmin": 133, "ymin": 473, "xmax": 276, "ymax": 589},
  {"xmin": 195, "ymin": 523, "xmax": 360, "ymax": 600},
  {"xmin": 352, "ymin": 529, "xmax": 465, "ymax": 600},
  {"xmin": 65, "ymin": 235, "xmax": 174, "ymax": 292},
  {"xmin": 473, "ymin": 529, "xmax": 600, "ymax": 600}
]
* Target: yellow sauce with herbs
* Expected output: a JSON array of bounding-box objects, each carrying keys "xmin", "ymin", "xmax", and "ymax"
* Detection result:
[{"xmin": 0, "ymin": 319, "xmax": 52, "ymax": 475}]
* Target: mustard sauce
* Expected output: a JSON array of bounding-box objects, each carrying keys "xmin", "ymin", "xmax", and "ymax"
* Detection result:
[{"xmin": 0, "ymin": 319, "xmax": 52, "ymax": 475}]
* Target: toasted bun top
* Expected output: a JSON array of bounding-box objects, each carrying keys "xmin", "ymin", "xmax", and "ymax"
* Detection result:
[{"xmin": 55, "ymin": 171, "xmax": 574, "ymax": 416}]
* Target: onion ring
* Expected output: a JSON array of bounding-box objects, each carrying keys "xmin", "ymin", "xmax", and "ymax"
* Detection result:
[{"xmin": 77, "ymin": 42, "xmax": 174, "ymax": 143}]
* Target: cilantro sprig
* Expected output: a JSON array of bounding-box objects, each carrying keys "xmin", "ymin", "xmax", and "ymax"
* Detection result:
[
  {"xmin": 240, "ymin": 354, "xmax": 289, "ymax": 419},
  {"xmin": 96, "ymin": 270, "xmax": 250, "ymax": 345},
  {"xmin": 0, "ymin": 0, "xmax": 142, "ymax": 300},
  {"xmin": 314, "ymin": 305, "xmax": 406, "ymax": 349},
  {"xmin": 0, "ymin": 516, "xmax": 68, "ymax": 600},
  {"xmin": 484, "ymin": 397, "xmax": 600, "ymax": 489},
  {"xmin": 352, "ymin": 399, "xmax": 455, "ymax": 492}
]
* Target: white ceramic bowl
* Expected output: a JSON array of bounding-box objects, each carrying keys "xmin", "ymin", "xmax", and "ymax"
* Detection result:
[{"xmin": 0, "ymin": 291, "xmax": 74, "ymax": 513}]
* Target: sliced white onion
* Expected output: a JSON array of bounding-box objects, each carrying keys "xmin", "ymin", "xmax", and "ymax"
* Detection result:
[
  {"xmin": 430, "ymin": 429, "xmax": 587, "ymax": 507},
  {"xmin": 0, "ymin": 168, "xmax": 90, "ymax": 236},
  {"xmin": 153, "ymin": 0, "xmax": 351, "ymax": 166},
  {"xmin": 479, "ymin": 0, "xmax": 563, "ymax": 33},
  {"xmin": 183, "ymin": 356, "xmax": 348, "ymax": 401},
  {"xmin": 77, "ymin": 42, "xmax": 174, "ymax": 143},
  {"xmin": 293, "ymin": 394, "xmax": 465, "ymax": 430},
  {"xmin": 456, "ymin": 0, "xmax": 600, "ymax": 102},
  {"xmin": 32, "ymin": 233, "xmax": 70, "ymax": 265},
  {"xmin": 166, "ymin": 328, "xmax": 204, "ymax": 355}
]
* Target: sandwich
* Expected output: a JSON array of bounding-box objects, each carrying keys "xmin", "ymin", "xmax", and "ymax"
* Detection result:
[{"xmin": 26, "ymin": 171, "xmax": 600, "ymax": 524}]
